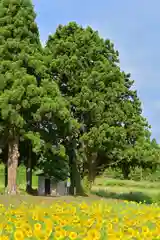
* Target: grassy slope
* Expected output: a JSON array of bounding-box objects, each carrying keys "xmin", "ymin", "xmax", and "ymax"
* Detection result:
[{"xmin": 92, "ymin": 177, "xmax": 160, "ymax": 203}]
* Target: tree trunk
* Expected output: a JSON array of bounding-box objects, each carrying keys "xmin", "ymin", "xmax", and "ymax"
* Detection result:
[
  {"xmin": 67, "ymin": 137, "xmax": 87, "ymax": 196},
  {"xmin": 3, "ymin": 145, "xmax": 8, "ymax": 188},
  {"xmin": 5, "ymin": 164, "xmax": 7, "ymax": 188},
  {"xmin": 7, "ymin": 136, "xmax": 19, "ymax": 195},
  {"xmin": 87, "ymin": 152, "xmax": 97, "ymax": 189},
  {"xmin": 69, "ymin": 160, "xmax": 75, "ymax": 195},
  {"xmin": 122, "ymin": 163, "xmax": 130, "ymax": 180},
  {"xmin": 26, "ymin": 159, "xmax": 32, "ymax": 193},
  {"xmin": 69, "ymin": 159, "xmax": 86, "ymax": 196},
  {"xmin": 69, "ymin": 151, "xmax": 86, "ymax": 196},
  {"xmin": 26, "ymin": 145, "xmax": 32, "ymax": 193}
]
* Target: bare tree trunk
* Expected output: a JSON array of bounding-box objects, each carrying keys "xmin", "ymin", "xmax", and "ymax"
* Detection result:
[
  {"xmin": 69, "ymin": 159, "xmax": 87, "ymax": 196},
  {"xmin": 26, "ymin": 146, "xmax": 32, "ymax": 193},
  {"xmin": 7, "ymin": 136, "xmax": 19, "ymax": 195},
  {"xmin": 69, "ymin": 160, "xmax": 75, "ymax": 195},
  {"xmin": 67, "ymin": 137, "xmax": 87, "ymax": 196},
  {"xmin": 3, "ymin": 145, "xmax": 8, "ymax": 188},
  {"xmin": 87, "ymin": 152, "xmax": 97, "ymax": 189},
  {"xmin": 5, "ymin": 164, "xmax": 7, "ymax": 188},
  {"xmin": 122, "ymin": 163, "xmax": 130, "ymax": 180}
]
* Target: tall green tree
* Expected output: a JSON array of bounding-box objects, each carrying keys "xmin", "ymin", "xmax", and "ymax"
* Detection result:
[
  {"xmin": 45, "ymin": 22, "xmax": 151, "ymax": 192},
  {"xmin": 0, "ymin": 0, "xmax": 73, "ymax": 194}
]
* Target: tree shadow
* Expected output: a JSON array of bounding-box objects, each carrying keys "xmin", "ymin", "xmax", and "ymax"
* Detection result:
[
  {"xmin": 24, "ymin": 187, "xmax": 89, "ymax": 197},
  {"xmin": 18, "ymin": 187, "xmax": 38, "ymax": 196},
  {"xmin": 92, "ymin": 189, "xmax": 153, "ymax": 204}
]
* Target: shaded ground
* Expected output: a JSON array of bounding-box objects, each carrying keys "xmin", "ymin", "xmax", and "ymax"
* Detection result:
[
  {"xmin": 92, "ymin": 189, "xmax": 153, "ymax": 204},
  {"xmin": 0, "ymin": 191, "xmax": 156, "ymax": 208},
  {"xmin": 0, "ymin": 194, "xmax": 108, "ymax": 207}
]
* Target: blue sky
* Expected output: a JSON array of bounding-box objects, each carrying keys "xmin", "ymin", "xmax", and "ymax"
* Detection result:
[{"xmin": 33, "ymin": 0, "xmax": 160, "ymax": 142}]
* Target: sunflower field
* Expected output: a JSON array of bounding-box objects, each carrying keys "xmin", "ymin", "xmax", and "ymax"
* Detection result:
[{"xmin": 0, "ymin": 199, "xmax": 160, "ymax": 240}]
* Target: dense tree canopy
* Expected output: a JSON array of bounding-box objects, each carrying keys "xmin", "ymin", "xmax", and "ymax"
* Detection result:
[
  {"xmin": 45, "ymin": 22, "xmax": 159, "ymax": 190},
  {"xmin": 0, "ymin": 0, "xmax": 75, "ymax": 194}
]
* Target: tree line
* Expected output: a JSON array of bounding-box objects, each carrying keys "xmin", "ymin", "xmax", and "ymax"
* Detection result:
[{"xmin": 0, "ymin": 0, "xmax": 160, "ymax": 195}]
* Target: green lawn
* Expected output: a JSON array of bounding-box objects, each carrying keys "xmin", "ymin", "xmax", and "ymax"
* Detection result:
[
  {"xmin": 94, "ymin": 177, "xmax": 160, "ymax": 189},
  {"xmin": 92, "ymin": 177, "xmax": 160, "ymax": 204}
]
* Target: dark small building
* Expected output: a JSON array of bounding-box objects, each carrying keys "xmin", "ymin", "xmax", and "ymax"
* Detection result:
[{"xmin": 37, "ymin": 173, "xmax": 68, "ymax": 196}]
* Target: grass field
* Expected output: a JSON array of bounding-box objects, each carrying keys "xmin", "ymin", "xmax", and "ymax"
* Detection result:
[{"xmin": 92, "ymin": 177, "xmax": 160, "ymax": 204}]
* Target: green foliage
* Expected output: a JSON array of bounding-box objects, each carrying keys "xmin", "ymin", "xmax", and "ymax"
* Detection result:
[
  {"xmin": 45, "ymin": 21, "xmax": 160, "ymax": 186},
  {"xmin": 36, "ymin": 144, "xmax": 69, "ymax": 182},
  {"xmin": 103, "ymin": 166, "xmax": 160, "ymax": 182},
  {"xmin": 0, "ymin": 0, "xmax": 42, "ymax": 141},
  {"xmin": 0, "ymin": 1, "xmax": 77, "ymax": 183}
]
